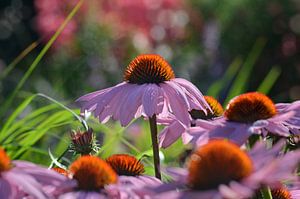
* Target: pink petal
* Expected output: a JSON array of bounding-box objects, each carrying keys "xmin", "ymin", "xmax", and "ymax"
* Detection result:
[
  {"xmin": 119, "ymin": 84, "xmax": 143, "ymax": 126},
  {"xmin": 172, "ymin": 78, "xmax": 211, "ymax": 113},
  {"xmin": 161, "ymin": 82, "xmax": 190, "ymax": 125},
  {"xmin": 5, "ymin": 172, "xmax": 48, "ymax": 199},
  {"xmin": 0, "ymin": 178, "xmax": 15, "ymax": 199},
  {"xmin": 159, "ymin": 121, "xmax": 185, "ymax": 148},
  {"xmin": 142, "ymin": 84, "xmax": 164, "ymax": 117}
]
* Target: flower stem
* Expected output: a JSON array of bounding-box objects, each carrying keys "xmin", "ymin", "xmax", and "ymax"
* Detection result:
[
  {"xmin": 260, "ymin": 187, "xmax": 273, "ymax": 199},
  {"xmin": 149, "ymin": 114, "xmax": 161, "ymax": 180}
]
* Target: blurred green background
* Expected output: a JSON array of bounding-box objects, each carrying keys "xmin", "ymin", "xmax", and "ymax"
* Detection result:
[{"xmin": 0, "ymin": 0, "xmax": 300, "ymax": 170}]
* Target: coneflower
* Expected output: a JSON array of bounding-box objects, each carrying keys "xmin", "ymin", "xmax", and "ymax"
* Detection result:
[{"xmin": 77, "ymin": 54, "xmax": 210, "ymax": 179}]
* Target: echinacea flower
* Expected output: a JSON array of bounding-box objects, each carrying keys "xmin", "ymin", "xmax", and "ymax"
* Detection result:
[
  {"xmin": 185, "ymin": 92, "xmax": 300, "ymax": 147},
  {"xmin": 77, "ymin": 54, "xmax": 210, "ymax": 179},
  {"xmin": 58, "ymin": 155, "xmax": 142, "ymax": 199},
  {"xmin": 158, "ymin": 96, "xmax": 223, "ymax": 148},
  {"xmin": 0, "ymin": 148, "xmax": 72, "ymax": 199},
  {"xmin": 136, "ymin": 140, "xmax": 300, "ymax": 199},
  {"xmin": 77, "ymin": 54, "xmax": 209, "ymax": 127}
]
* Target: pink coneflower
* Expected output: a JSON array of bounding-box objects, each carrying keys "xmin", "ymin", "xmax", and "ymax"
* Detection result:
[
  {"xmin": 158, "ymin": 96, "xmax": 223, "ymax": 148},
  {"xmin": 59, "ymin": 155, "xmax": 146, "ymax": 199},
  {"xmin": 185, "ymin": 92, "xmax": 300, "ymax": 147},
  {"xmin": 77, "ymin": 54, "xmax": 210, "ymax": 179},
  {"xmin": 0, "ymin": 148, "xmax": 72, "ymax": 198},
  {"xmin": 136, "ymin": 140, "xmax": 300, "ymax": 199}
]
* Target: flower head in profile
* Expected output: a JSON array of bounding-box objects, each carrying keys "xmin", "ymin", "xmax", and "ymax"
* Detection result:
[
  {"xmin": 186, "ymin": 92, "xmax": 300, "ymax": 146},
  {"xmin": 0, "ymin": 147, "xmax": 72, "ymax": 199},
  {"xmin": 76, "ymin": 54, "xmax": 210, "ymax": 126},
  {"xmin": 137, "ymin": 140, "xmax": 300, "ymax": 199},
  {"xmin": 59, "ymin": 155, "xmax": 145, "ymax": 198},
  {"xmin": 158, "ymin": 96, "xmax": 223, "ymax": 148}
]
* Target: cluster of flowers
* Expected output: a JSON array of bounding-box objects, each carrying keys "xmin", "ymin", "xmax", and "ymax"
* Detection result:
[{"xmin": 1, "ymin": 54, "xmax": 300, "ymax": 198}]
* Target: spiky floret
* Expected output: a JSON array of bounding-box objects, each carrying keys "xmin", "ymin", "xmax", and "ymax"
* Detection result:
[
  {"xmin": 224, "ymin": 92, "xmax": 277, "ymax": 123},
  {"xmin": 254, "ymin": 187, "xmax": 291, "ymax": 199},
  {"xmin": 69, "ymin": 128, "xmax": 99, "ymax": 155},
  {"xmin": 190, "ymin": 96, "xmax": 224, "ymax": 120},
  {"xmin": 106, "ymin": 154, "xmax": 145, "ymax": 176},
  {"xmin": 188, "ymin": 140, "xmax": 253, "ymax": 190},
  {"xmin": 124, "ymin": 54, "xmax": 175, "ymax": 84},
  {"xmin": 0, "ymin": 148, "xmax": 11, "ymax": 173},
  {"xmin": 70, "ymin": 156, "xmax": 117, "ymax": 190},
  {"xmin": 271, "ymin": 188, "xmax": 292, "ymax": 199}
]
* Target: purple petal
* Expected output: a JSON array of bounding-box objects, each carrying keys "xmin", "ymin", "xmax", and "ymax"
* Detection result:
[
  {"xmin": 161, "ymin": 81, "xmax": 191, "ymax": 125},
  {"xmin": 119, "ymin": 84, "xmax": 143, "ymax": 126},
  {"xmin": 159, "ymin": 120, "xmax": 185, "ymax": 148},
  {"xmin": 4, "ymin": 172, "xmax": 48, "ymax": 199},
  {"xmin": 172, "ymin": 78, "xmax": 211, "ymax": 113},
  {"xmin": 142, "ymin": 84, "xmax": 164, "ymax": 117},
  {"xmin": 0, "ymin": 178, "xmax": 15, "ymax": 199}
]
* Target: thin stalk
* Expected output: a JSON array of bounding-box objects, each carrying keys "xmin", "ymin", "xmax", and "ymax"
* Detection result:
[
  {"xmin": 260, "ymin": 187, "xmax": 273, "ymax": 199},
  {"xmin": 149, "ymin": 114, "xmax": 161, "ymax": 179},
  {"xmin": 0, "ymin": 41, "xmax": 39, "ymax": 80},
  {"xmin": 37, "ymin": 93, "xmax": 88, "ymax": 131}
]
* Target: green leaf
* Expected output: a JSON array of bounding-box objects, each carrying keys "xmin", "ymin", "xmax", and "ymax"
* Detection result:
[
  {"xmin": 207, "ymin": 57, "xmax": 242, "ymax": 97},
  {"xmin": 224, "ymin": 37, "xmax": 267, "ymax": 105},
  {"xmin": 257, "ymin": 66, "xmax": 281, "ymax": 94}
]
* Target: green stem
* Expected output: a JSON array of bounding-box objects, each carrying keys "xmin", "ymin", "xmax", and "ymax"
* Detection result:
[
  {"xmin": 260, "ymin": 187, "xmax": 273, "ymax": 199},
  {"xmin": 149, "ymin": 115, "xmax": 161, "ymax": 180},
  {"xmin": 37, "ymin": 93, "xmax": 88, "ymax": 130}
]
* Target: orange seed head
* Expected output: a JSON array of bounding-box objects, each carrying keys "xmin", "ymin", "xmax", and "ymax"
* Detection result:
[
  {"xmin": 224, "ymin": 92, "xmax": 277, "ymax": 123},
  {"xmin": 124, "ymin": 54, "xmax": 175, "ymax": 84},
  {"xmin": 0, "ymin": 148, "xmax": 11, "ymax": 173},
  {"xmin": 106, "ymin": 154, "xmax": 145, "ymax": 176},
  {"xmin": 70, "ymin": 156, "xmax": 117, "ymax": 191},
  {"xmin": 188, "ymin": 140, "xmax": 253, "ymax": 190}
]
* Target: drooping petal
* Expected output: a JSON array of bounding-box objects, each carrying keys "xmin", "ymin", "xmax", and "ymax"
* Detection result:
[
  {"xmin": 142, "ymin": 84, "xmax": 164, "ymax": 117},
  {"xmin": 119, "ymin": 84, "xmax": 144, "ymax": 126},
  {"xmin": 0, "ymin": 178, "xmax": 15, "ymax": 199},
  {"xmin": 161, "ymin": 82, "xmax": 191, "ymax": 125},
  {"xmin": 172, "ymin": 78, "xmax": 211, "ymax": 113},
  {"xmin": 159, "ymin": 120, "xmax": 185, "ymax": 148},
  {"xmin": 4, "ymin": 172, "xmax": 48, "ymax": 199}
]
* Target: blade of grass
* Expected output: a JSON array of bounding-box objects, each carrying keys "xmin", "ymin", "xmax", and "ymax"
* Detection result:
[
  {"xmin": 257, "ymin": 66, "xmax": 281, "ymax": 94},
  {"xmin": 224, "ymin": 37, "xmax": 267, "ymax": 105},
  {"xmin": 0, "ymin": 0, "xmax": 85, "ymax": 118},
  {"xmin": 0, "ymin": 41, "xmax": 39, "ymax": 80},
  {"xmin": 260, "ymin": 187, "xmax": 273, "ymax": 199},
  {"xmin": 206, "ymin": 57, "xmax": 242, "ymax": 97}
]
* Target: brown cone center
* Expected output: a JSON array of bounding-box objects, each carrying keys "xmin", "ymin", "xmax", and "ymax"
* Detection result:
[
  {"xmin": 188, "ymin": 140, "xmax": 253, "ymax": 190},
  {"xmin": 224, "ymin": 92, "xmax": 277, "ymax": 123},
  {"xmin": 70, "ymin": 156, "xmax": 117, "ymax": 191},
  {"xmin": 124, "ymin": 54, "xmax": 175, "ymax": 84},
  {"xmin": 106, "ymin": 154, "xmax": 145, "ymax": 176}
]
